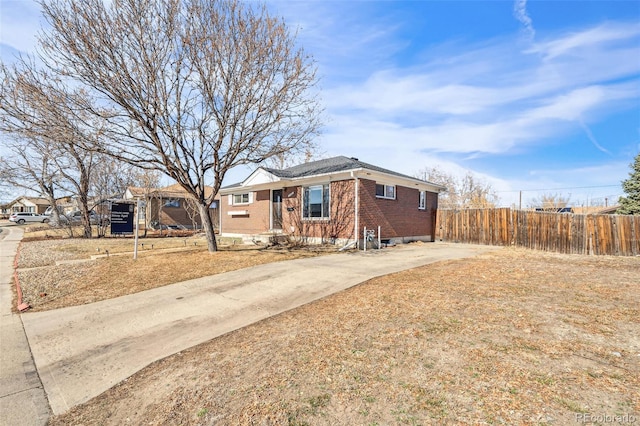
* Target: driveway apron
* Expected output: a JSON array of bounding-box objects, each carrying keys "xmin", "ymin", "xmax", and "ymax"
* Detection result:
[{"xmin": 21, "ymin": 242, "xmax": 495, "ymax": 415}]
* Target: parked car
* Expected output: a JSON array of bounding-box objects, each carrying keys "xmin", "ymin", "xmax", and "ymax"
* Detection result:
[
  {"xmin": 9, "ymin": 212, "xmax": 50, "ymax": 224},
  {"xmin": 56, "ymin": 210, "xmax": 110, "ymax": 226}
]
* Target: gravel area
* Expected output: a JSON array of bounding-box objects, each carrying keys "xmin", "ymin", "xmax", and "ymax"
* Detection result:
[
  {"xmin": 17, "ymin": 239, "xmax": 93, "ymax": 268},
  {"xmin": 15, "ymin": 239, "xmax": 327, "ymax": 312},
  {"xmin": 16, "ymin": 236, "xmax": 216, "ymax": 269}
]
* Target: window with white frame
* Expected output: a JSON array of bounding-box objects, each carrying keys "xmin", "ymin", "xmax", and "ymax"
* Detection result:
[
  {"xmin": 164, "ymin": 199, "xmax": 180, "ymax": 208},
  {"xmin": 375, "ymin": 183, "xmax": 395, "ymax": 199},
  {"xmin": 419, "ymin": 191, "xmax": 426, "ymax": 209},
  {"xmin": 303, "ymin": 184, "xmax": 330, "ymax": 219},
  {"xmin": 232, "ymin": 193, "xmax": 250, "ymax": 205}
]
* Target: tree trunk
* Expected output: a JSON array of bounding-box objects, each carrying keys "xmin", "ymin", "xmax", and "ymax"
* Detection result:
[
  {"xmin": 78, "ymin": 170, "xmax": 92, "ymax": 238},
  {"xmin": 43, "ymin": 194, "xmax": 61, "ymax": 225},
  {"xmin": 197, "ymin": 202, "xmax": 218, "ymax": 252},
  {"xmin": 79, "ymin": 196, "xmax": 92, "ymax": 238}
]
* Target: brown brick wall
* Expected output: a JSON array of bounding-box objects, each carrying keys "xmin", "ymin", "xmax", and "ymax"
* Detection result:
[
  {"xmin": 358, "ymin": 178, "xmax": 436, "ymax": 240},
  {"xmin": 221, "ymin": 189, "xmax": 271, "ymax": 234},
  {"xmin": 281, "ymin": 182, "xmax": 356, "ymax": 241},
  {"xmin": 220, "ymin": 179, "xmax": 438, "ymax": 241}
]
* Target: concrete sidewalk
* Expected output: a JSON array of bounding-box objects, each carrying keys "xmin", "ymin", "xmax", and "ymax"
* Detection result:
[
  {"xmin": 0, "ymin": 225, "xmax": 50, "ymax": 426},
  {"xmin": 21, "ymin": 241, "xmax": 495, "ymax": 416}
]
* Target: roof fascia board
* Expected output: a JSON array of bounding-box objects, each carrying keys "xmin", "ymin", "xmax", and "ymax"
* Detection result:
[
  {"xmin": 221, "ymin": 167, "xmax": 446, "ymax": 193},
  {"xmin": 242, "ymin": 168, "xmax": 281, "ymax": 187},
  {"xmin": 219, "ymin": 179, "xmax": 293, "ymax": 194},
  {"xmin": 359, "ymin": 170, "xmax": 446, "ymax": 193}
]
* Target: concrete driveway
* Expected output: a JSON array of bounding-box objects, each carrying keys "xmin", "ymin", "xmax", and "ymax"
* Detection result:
[{"xmin": 20, "ymin": 241, "xmax": 495, "ymax": 415}]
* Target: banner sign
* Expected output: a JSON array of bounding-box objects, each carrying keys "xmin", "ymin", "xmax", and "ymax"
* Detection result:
[{"xmin": 110, "ymin": 202, "xmax": 135, "ymax": 234}]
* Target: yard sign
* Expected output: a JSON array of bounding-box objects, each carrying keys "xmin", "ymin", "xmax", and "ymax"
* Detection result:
[{"xmin": 110, "ymin": 202, "xmax": 135, "ymax": 234}]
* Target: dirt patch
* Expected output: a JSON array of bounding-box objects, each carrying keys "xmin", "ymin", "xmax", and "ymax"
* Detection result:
[
  {"xmin": 49, "ymin": 248, "xmax": 639, "ymax": 425},
  {"xmin": 16, "ymin": 238, "xmax": 327, "ymax": 312}
]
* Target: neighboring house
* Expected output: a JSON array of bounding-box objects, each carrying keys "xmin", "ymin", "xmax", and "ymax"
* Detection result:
[
  {"xmin": 597, "ymin": 205, "xmax": 621, "ymax": 215},
  {"xmin": 124, "ymin": 183, "xmax": 220, "ymax": 230},
  {"xmin": 219, "ymin": 156, "xmax": 445, "ymax": 245},
  {"xmin": 3, "ymin": 196, "xmax": 51, "ymax": 215}
]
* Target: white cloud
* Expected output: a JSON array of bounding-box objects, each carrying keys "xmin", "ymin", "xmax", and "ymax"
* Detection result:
[
  {"xmin": 320, "ymin": 21, "xmax": 639, "ymax": 158},
  {"xmin": 578, "ymin": 119, "xmax": 610, "ymax": 155},
  {"xmin": 513, "ymin": 0, "xmax": 535, "ymax": 41},
  {"xmin": 531, "ymin": 22, "xmax": 640, "ymax": 61}
]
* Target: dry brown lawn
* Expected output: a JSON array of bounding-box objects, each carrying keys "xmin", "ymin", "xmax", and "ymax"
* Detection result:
[
  {"xmin": 16, "ymin": 237, "xmax": 325, "ymax": 312},
  {"xmin": 46, "ymin": 248, "xmax": 639, "ymax": 425}
]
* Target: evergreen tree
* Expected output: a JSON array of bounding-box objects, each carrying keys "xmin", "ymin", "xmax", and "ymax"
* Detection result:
[{"xmin": 617, "ymin": 153, "xmax": 640, "ymax": 215}]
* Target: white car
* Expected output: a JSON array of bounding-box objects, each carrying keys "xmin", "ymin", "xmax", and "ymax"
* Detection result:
[{"xmin": 9, "ymin": 212, "xmax": 50, "ymax": 224}]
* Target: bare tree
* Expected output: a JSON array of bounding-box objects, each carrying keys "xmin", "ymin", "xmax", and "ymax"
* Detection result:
[
  {"xmin": 91, "ymin": 157, "xmax": 139, "ymax": 201},
  {"xmin": 0, "ymin": 137, "xmax": 63, "ymax": 225},
  {"xmin": 0, "ymin": 60, "xmax": 102, "ymax": 237},
  {"xmin": 183, "ymin": 196, "xmax": 202, "ymax": 231},
  {"xmin": 322, "ymin": 180, "xmax": 355, "ymax": 244},
  {"xmin": 128, "ymin": 169, "xmax": 163, "ymax": 236},
  {"xmin": 530, "ymin": 193, "xmax": 571, "ymax": 211},
  {"xmin": 90, "ymin": 156, "xmax": 141, "ymax": 236},
  {"xmin": 260, "ymin": 146, "xmax": 321, "ymax": 170},
  {"xmin": 458, "ymin": 173, "xmax": 498, "ymax": 208},
  {"xmin": 417, "ymin": 167, "xmax": 497, "ymax": 209},
  {"xmin": 37, "ymin": 0, "xmax": 322, "ymax": 252}
]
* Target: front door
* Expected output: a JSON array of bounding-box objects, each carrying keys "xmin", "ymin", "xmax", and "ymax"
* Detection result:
[{"xmin": 271, "ymin": 189, "xmax": 283, "ymax": 230}]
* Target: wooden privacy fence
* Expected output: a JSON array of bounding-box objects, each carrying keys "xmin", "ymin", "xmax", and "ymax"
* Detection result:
[{"xmin": 436, "ymin": 208, "xmax": 640, "ymax": 256}]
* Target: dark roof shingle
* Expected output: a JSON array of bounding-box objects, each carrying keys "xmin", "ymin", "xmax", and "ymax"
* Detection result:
[{"xmin": 262, "ymin": 156, "xmax": 418, "ymax": 181}]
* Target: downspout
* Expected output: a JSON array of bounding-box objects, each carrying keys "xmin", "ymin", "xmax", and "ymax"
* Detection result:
[
  {"xmin": 218, "ymin": 198, "xmax": 222, "ymax": 235},
  {"xmin": 352, "ymin": 171, "xmax": 359, "ymax": 246}
]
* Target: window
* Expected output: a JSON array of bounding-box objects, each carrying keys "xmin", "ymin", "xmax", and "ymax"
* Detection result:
[
  {"xmin": 303, "ymin": 184, "xmax": 330, "ymax": 219},
  {"xmin": 419, "ymin": 191, "xmax": 426, "ymax": 209},
  {"xmin": 164, "ymin": 199, "xmax": 180, "ymax": 208},
  {"xmin": 376, "ymin": 183, "xmax": 395, "ymax": 199},
  {"xmin": 232, "ymin": 193, "xmax": 250, "ymax": 205}
]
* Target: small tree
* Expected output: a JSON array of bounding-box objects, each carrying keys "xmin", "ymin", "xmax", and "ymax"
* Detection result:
[
  {"xmin": 617, "ymin": 153, "xmax": 640, "ymax": 215},
  {"xmin": 417, "ymin": 167, "xmax": 497, "ymax": 209},
  {"xmin": 130, "ymin": 169, "xmax": 163, "ymax": 236},
  {"xmin": 530, "ymin": 193, "xmax": 571, "ymax": 211},
  {"xmin": 183, "ymin": 196, "xmax": 203, "ymax": 231},
  {"xmin": 90, "ymin": 156, "xmax": 141, "ymax": 236}
]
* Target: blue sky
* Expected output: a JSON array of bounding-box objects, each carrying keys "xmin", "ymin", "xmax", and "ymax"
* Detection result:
[{"xmin": 1, "ymin": 0, "xmax": 639, "ymax": 208}]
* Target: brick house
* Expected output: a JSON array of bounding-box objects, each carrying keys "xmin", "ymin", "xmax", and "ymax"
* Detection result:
[
  {"xmin": 124, "ymin": 183, "xmax": 220, "ymax": 230},
  {"xmin": 219, "ymin": 156, "xmax": 445, "ymax": 246}
]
